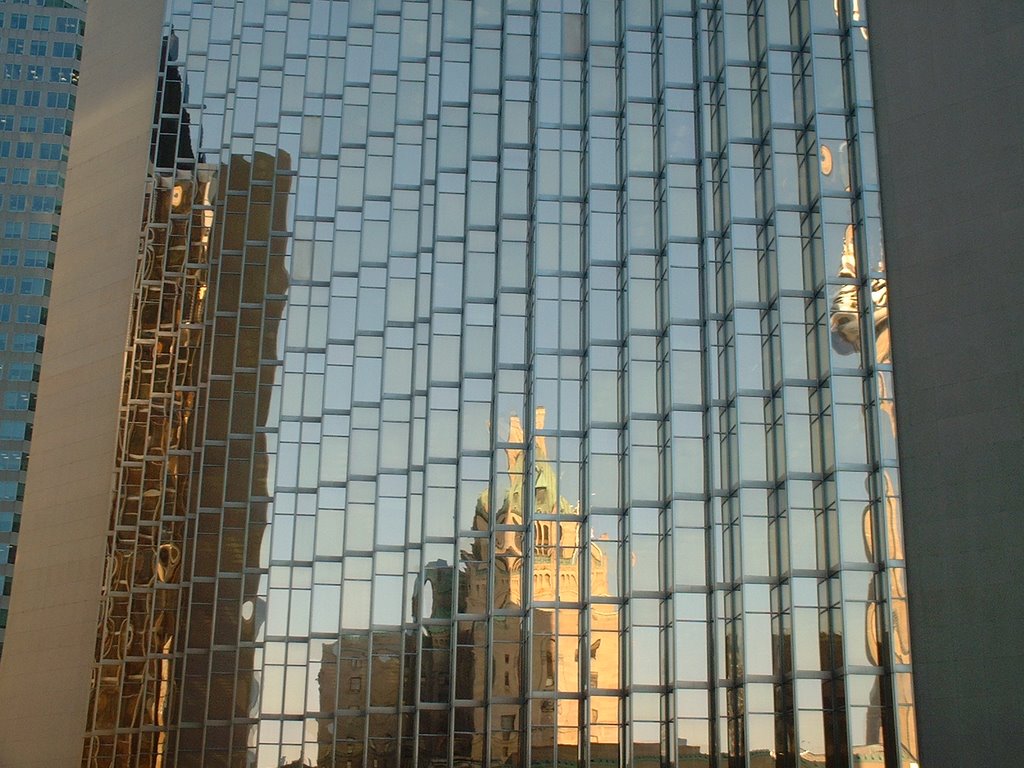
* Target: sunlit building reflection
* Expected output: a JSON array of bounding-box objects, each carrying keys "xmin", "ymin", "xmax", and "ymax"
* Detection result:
[
  {"xmin": 83, "ymin": 36, "xmax": 291, "ymax": 767},
  {"xmin": 44, "ymin": 3, "xmax": 920, "ymax": 767},
  {"xmin": 827, "ymin": 152, "xmax": 917, "ymax": 767},
  {"xmin": 315, "ymin": 409, "xmax": 623, "ymax": 767}
]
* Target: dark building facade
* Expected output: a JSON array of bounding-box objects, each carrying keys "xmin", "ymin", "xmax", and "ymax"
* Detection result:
[
  {"xmin": 869, "ymin": 1, "xmax": 1024, "ymax": 767},
  {"xmin": 0, "ymin": 2, "xmax": 942, "ymax": 767}
]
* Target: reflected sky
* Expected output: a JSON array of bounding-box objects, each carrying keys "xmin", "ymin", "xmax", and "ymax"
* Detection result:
[{"xmin": 83, "ymin": 1, "xmax": 917, "ymax": 767}]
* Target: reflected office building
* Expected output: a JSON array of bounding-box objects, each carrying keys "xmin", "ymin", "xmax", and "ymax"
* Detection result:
[{"xmin": 10, "ymin": 2, "xmax": 919, "ymax": 768}]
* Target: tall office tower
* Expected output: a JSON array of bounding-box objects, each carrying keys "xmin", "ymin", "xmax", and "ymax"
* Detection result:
[
  {"xmin": 0, "ymin": 0, "xmax": 86, "ymax": 656},
  {"xmin": 0, "ymin": 1, "xmax": 919, "ymax": 767}
]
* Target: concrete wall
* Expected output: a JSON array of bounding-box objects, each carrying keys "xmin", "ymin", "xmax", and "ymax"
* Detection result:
[
  {"xmin": 0, "ymin": 1, "xmax": 163, "ymax": 764},
  {"xmin": 869, "ymin": 2, "xmax": 1024, "ymax": 765}
]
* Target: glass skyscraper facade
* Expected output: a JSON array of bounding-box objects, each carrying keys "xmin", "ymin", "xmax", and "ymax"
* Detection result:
[
  {"xmin": 0, "ymin": 0, "xmax": 85, "ymax": 656},
  {"xmin": 81, "ymin": 1, "xmax": 918, "ymax": 767}
]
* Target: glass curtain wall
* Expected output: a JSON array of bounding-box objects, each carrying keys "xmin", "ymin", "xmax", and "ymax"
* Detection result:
[{"xmin": 82, "ymin": 1, "xmax": 917, "ymax": 767}]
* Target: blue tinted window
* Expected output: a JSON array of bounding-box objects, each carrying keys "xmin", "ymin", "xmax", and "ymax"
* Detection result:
[{"xmin": 0, "ymin": 421, "xmax": 28, "ymax": 440}]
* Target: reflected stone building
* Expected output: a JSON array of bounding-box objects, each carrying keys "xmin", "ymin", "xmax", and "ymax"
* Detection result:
[
  {"xmin": 0, "ymin": 2, "xmax": 920, "ymax": 768},
  {"xmin": 315, "ymin": 410, "xmax": 624, "ymax": 768}
]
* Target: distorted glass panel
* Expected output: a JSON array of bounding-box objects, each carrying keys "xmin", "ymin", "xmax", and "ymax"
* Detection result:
[{"xmin": 73, "ymin": 3, "xmax": 918, "ymax": 766}]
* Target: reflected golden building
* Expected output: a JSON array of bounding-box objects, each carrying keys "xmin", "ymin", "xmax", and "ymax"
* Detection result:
[
  {"xmin": 314, "ymin": 410, "xmax": 622, "ymax": 767},
  {"xmin": 83, "ymin": 158, "xmax": 214, "ymax": 768},
  {"xmin": 82, "ymin": 39, "xmax": 291, "ymax": 767},
  {"xmin": 83, "ymin": 147, "xmax": 291, "ymax": 765}
]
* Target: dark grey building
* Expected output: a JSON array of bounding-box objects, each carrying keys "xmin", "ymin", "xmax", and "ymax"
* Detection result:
[
  {"xmin": 870, "ymin": 2, "xmax": 1024, "ymax": 766},
  {"xmin": 0, "ymin": 0, "xmax": 85, "ymax": 657}
]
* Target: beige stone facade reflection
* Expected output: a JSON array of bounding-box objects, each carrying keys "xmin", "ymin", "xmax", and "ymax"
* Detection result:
[
  {"xmin": 464, "ymin": 409, "xmax": 621, "ymax": 763},
  {"xmin": 315, "ymin": 409, "xmax": 622, "ymax": 767}
]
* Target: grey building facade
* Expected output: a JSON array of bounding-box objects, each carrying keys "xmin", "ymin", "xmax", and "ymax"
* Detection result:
[
  {"xmin": 870, "ymin": 1, "xmax": 1024, "ymax": 767},
  {"xmin": 0, "ymin": 1, "xmax": 935, "ymax": 767},
  {"xmin": 0, "ymin": 0, "xmax": 85, "ymax": 656}
]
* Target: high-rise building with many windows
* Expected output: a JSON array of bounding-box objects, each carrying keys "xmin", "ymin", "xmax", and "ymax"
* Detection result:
[
  {"xmin": 0, "ymin": 0, "xmax": 85, "ymax": 657},
  {"xmin": 0, "ymin": 1, "xmax": 924, "ymax": 767}
]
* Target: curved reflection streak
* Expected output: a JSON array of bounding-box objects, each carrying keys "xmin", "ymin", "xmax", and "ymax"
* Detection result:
[{"xmin": 828, "ymin": 211, "xmax": 917, "ymax": 765}]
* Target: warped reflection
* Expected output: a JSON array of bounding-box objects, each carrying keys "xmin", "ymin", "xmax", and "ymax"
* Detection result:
[
  {"xmin": 81, "ymin": 3, "xmax": 919, "ymax": 767},
  {"xmin": 827, "ymin": 163, "xmax": 917, "ymax": 765},
  {"xmin": 84, "ymin": 36, "xmax": 291, "ymax": 766}
]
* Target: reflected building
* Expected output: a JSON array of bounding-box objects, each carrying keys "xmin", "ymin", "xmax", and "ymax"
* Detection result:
[
  {"xmin": 83, "ymin": 36, "xmax": 291, "ymax": 767},
  {"xmin": 826, "ymin": 153, "xmax": 914, "ymax": 765},
  {"xmin": 0, "ymin": 2, "xmax": 920, "ymax": 768},
  {"xmin": 316, "ymin": 410, "xmax": 623, "ymax": 768}
]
